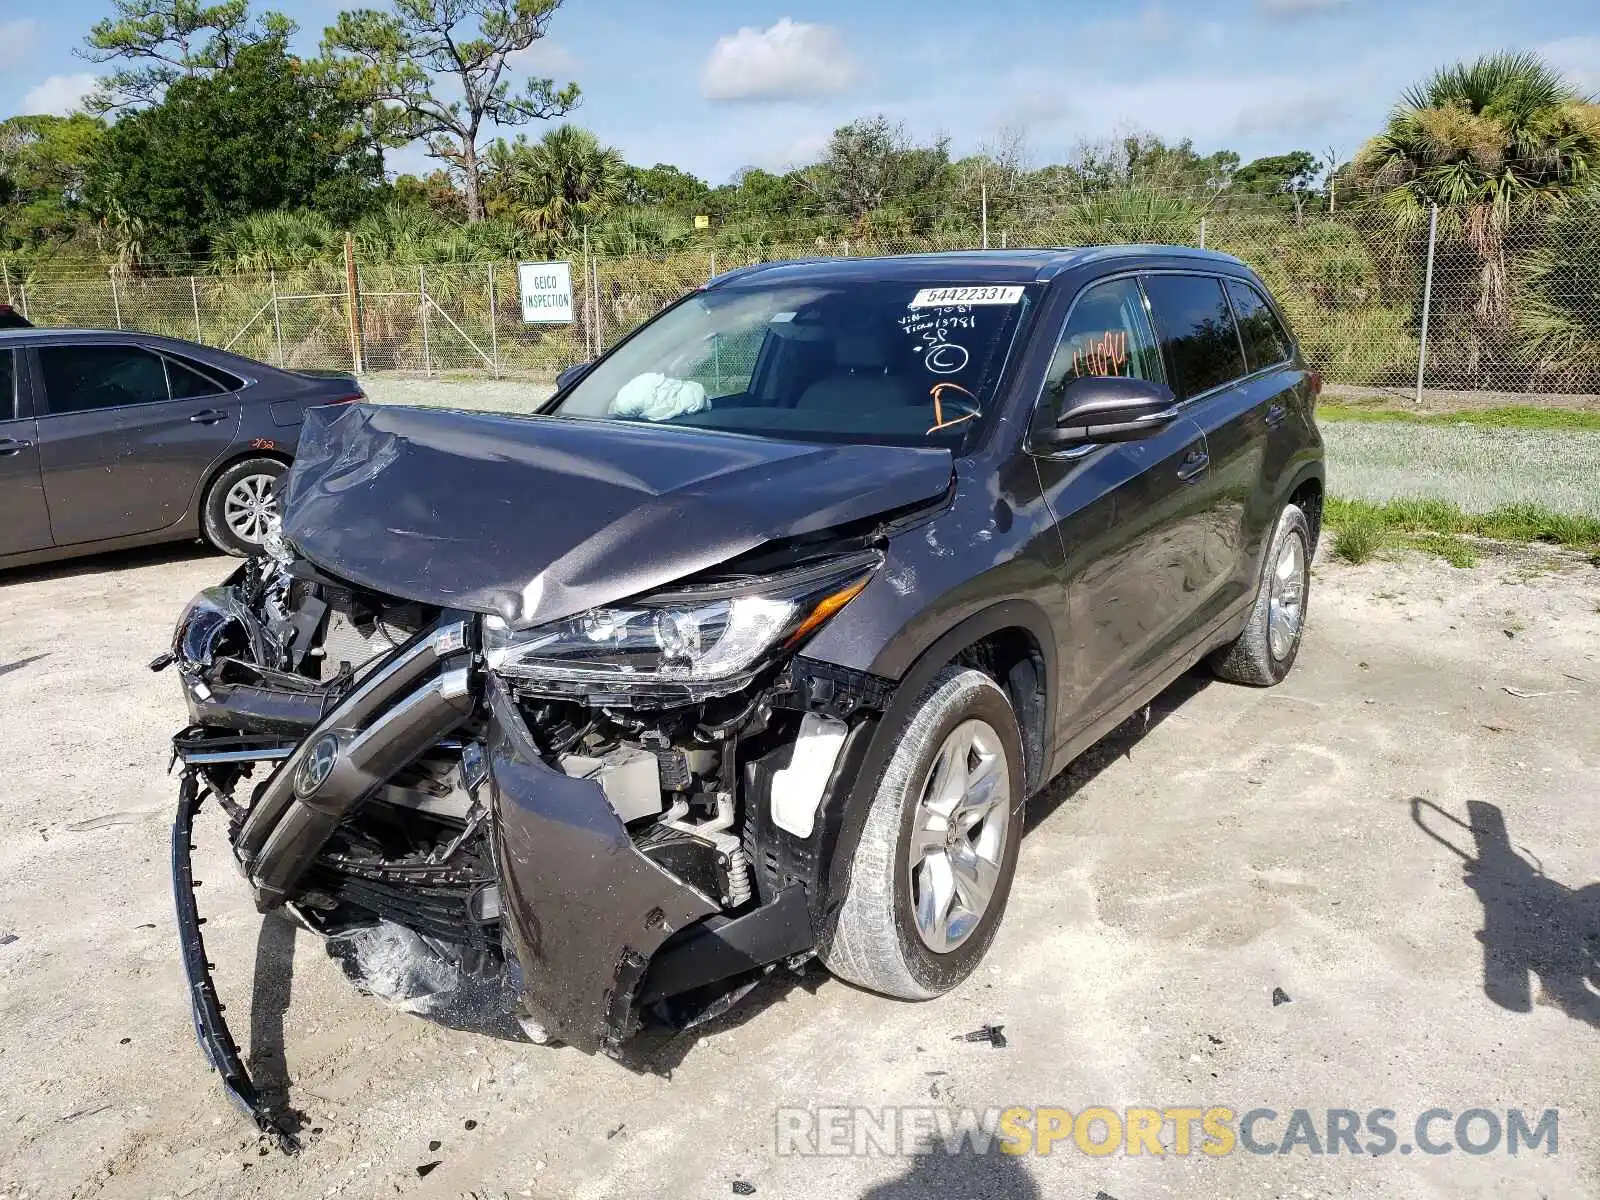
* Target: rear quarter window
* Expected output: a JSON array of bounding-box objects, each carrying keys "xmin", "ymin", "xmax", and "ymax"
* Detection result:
[{"xmin": 1225, "ymin": 279, "xmax": 1293, "ymax": 372}]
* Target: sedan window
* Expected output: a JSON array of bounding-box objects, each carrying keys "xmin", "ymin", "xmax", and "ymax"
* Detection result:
[
  {"xmin": 1142, "ymin": 274, "xmax": 1247, "ymax": 400},
  {"xmin": 39, "ymin": 344, "xmax": 171, "ymax": 414},
  {"xmin": 165, "ymin": 356, "xmax": 228, "ymax": 400}
]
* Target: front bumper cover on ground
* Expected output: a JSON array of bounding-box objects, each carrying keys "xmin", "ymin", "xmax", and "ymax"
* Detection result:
[{"xmin": 171, "ymin": 770, "xmax": 300, "ymax": 1153}]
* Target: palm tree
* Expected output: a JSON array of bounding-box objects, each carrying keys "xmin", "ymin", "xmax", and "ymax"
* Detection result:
[
  {"xmin": 1046, "ymin": 186, "xmax": 1207, "ymax": 246},
  {"xmin": 499, "ymin": 125, "xmax": 626, "ymax": 237},
  {"xmin": 212, "ymin": 209, "xmax": 339, "ymax": 271},
  {"xmin": 1352, "ymin": 53, "xmax": 1600, "ymax": 348}
]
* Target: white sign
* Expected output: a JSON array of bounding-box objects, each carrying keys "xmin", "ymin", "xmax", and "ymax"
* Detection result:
[
  {"xmin": 518, "ymin": 260, "xmax": 574, "ymax": 324},
  {"xmin": 908, "ymin": 285, "xmax": 1025, "ymax": 309}
]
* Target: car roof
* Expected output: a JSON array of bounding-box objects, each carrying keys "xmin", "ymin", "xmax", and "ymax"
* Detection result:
[
  {"xmin": 0, "ymin": 327, "xmax": 182, "ymax": 343},
  {"xmin": 706, "ymin": 244, "xmax": 1249, "ymax": 289}
]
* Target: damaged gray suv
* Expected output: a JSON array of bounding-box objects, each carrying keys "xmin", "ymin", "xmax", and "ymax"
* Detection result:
[{"xmin": 163, "ymin": 246, "xmax": 1323, "ymax": 1143}]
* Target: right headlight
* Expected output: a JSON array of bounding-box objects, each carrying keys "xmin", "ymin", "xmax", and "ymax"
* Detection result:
[{"xmin": 483, "ymin": 550, "xmax": 880, "ymax": 698}]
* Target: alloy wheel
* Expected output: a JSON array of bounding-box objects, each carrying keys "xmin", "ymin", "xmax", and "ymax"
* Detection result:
[
  {"xmin": 906, "ymin": 718, "xmax": 1011, "ymax": 953},
  {"xmin": 223, "ymin": 473, "xmax": 279, "ymax": 546},
  {"xmin": 1267, "ymin": 530, "xmax": 1308, "ymax": 660}
]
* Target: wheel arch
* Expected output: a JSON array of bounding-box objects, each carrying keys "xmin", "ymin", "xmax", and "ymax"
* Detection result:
[{"xmin": 812, "ymin": 599, "xmax": 1057, "ymax": 917}]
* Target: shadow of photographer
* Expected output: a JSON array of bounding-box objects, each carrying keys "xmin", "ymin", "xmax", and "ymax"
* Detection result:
[{"xmin": 1412, "ymin": 797, "xmax": 1599, "ymax": 1027}]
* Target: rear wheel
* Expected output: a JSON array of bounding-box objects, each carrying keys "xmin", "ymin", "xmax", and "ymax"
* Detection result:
[
  {"xmin": 820, "ymin": 667, "xmax": 1024, "ymax": 1000},
  {"xmin": 201, "ymin": 456, "xmax": 285, "ymax": 557},
  {"xmin": 1208, "ymin": 502, "xmax": 1312, "ymax": 686}
]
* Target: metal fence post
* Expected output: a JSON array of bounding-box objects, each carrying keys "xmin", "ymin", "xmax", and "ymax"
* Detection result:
[
  {"xmin": 2, "ymin": 260, "xmax": 12, "ymax": 305},
  {"xmin": 190, "ymin": 276, "xmax": 203, "ymax": 342},
  {"xmin": 590, "ymin": 254, "xmax": 603, "ymax": 354},
  {"xmin": 709, "ymin": 248, "xmax": 717, "ymax": 282},
  {"xmin": 16, "ymin": 285, "xmax": 26, "ymax": 320},
  {"xmin": 270, "ymin": 270, "xmax": 284, "ymax": 366},
  {"xmin": 344, "ymin": 232, "xmax": 363, "ymax": 374},
  {"xmin": 487, "ymin": 262, "xmax": 500, "ymax": 377},
  {"xmin": 581, "ymin": 227, "xmax": 592, "ymax": 359},
  {"xmin": 1415, "ymin": 203, "xmax": 1439, "ymax": 406},
  {"xmin": 419, "ymin": 266, "xmax": 432, "ymax": 375},
  {"xmin": 1198, "ymin": 217, "xmax": 1207, "ymax": 249},
  {"xmin": 110, "ymin": 271, "xmax": 123, "ymax": 329}
]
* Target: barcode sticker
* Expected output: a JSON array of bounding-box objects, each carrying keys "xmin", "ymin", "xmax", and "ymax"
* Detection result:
[{"xmin": 908, "ymin": 285, "xmax": 1025, "ymax": 309}]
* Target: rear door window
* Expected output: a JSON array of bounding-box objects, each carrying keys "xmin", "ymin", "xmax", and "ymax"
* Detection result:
[
  {"xmin": 1225, "ymin": 279, "xmax": 1292, "ymax": 372},
  {"xmin": 0, "ymin": 350, "xmax": 14, "ymax": 420},
  {"xmin": 1141, "ymin": 274, "xmax": 1247, "ymax": 400},
  {"xmin": 39, "ymin": 344, "xmax": 171, "ymax": 414}
]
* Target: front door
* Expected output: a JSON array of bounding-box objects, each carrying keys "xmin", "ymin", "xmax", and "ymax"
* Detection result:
[
  {"xmin": 33, "ymin": 342, "xmax": 242, "ymax": 546},
  {"xmin": 0, "ymin": 347, "xmax": 52, "ymax": 557},
  {"xmin": 1029, "ymin": 276, "xmax": 1216, "ymax": 737}
]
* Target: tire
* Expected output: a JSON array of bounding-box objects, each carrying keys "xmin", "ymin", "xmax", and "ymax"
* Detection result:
[
  {"xmin": 1207, "ymin": 502, "xmax": 1312, "ymax": 686},
  {"xmin": 201, "ymin": 456, "xmax": 286, "ymax": 557},
  {"xmin": 819, "ymin": 666, "xmax": 1025, "ymax": 1000}
]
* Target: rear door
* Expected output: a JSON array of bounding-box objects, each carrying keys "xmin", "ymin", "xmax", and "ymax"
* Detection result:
[
  {"xmin": 1029, "ymin": 275, "xmax": 1215, "ymax": 732},
  {"xmin": 1139, "ymin": 273, "xmax": 1260, "ymax": 620},
  {"xmin": 34, "ymin": 342, "xmax": 243, "ymax": 546},
  {"xmin": 0, "ymin": 346, "xmax": 52, "ymax": 556}
]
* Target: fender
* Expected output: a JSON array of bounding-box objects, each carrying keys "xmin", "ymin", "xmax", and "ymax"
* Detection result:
[{"xmin": 788, "ymin": 598, "xmax": 1058, "ymax": 928}]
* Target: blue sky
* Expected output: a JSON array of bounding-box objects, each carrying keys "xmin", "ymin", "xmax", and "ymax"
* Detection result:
[{"xmin": 3, "ymin": 0, "xmax": 1597, "ymax": 184}]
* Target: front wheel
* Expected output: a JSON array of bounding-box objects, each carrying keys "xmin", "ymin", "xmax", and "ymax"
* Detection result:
[
  {"xmin": 819, "ymin": 667, "xmax": 1025, "ymax": 1000},
  {"xmin": 201, "ymin": 457, "xmax": 286, "ymax": 557},
  {"xmin": 1207, "ymin": 502, "xmax": 1312, "ymax": 686}
]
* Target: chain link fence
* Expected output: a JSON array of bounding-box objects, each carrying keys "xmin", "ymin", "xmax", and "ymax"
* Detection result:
[{"xmin": 5, "ymin": 199, "xmax": 1599, "ymax": 399}]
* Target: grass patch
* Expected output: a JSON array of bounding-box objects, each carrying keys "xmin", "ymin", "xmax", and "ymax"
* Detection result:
[
  {"xmin": 1324, "ymin": 497, "xmax": 1600, "ymax": 565},
  {"xmin": 1318, "ymin": 403, "xmax": 1600, "ymax": 431},
  {"xmin": 1404, "ymin": 532, "xmax": 1479, "ymax": 568}
]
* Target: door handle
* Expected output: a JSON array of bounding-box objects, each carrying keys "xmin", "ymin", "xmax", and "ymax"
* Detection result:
[
  {"xmin": 1176, "ymin": 449, "xmax": 1210, "ymax": 482},
  {"xmin": 0, "ymin": 437, "xmax": 31, "ymax": 456},
  {"xmin": 189, "ymin": 409, "xmax": 228, "ymax": 424},
  {"xmin": 1265, "ymin": 402, "xmax": 1287, "ymax": 428}
]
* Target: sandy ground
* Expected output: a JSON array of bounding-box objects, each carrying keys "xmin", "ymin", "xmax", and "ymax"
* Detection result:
[{"xmin": 1, "ymin": 541, "xmax": 1597, "ymax": 1200}]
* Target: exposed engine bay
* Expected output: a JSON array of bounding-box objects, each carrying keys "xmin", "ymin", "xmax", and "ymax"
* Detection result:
[{"xmin": 163, "ymin": 539, "xmax": 899, "ymax": 1149}]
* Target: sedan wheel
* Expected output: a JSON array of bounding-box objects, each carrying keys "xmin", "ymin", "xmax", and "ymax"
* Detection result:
[
  {"xmin": 201, "ymin": 456, "xmax": 287, "ymax": 557},
  {"xmin": 223, "ymin": 472, "xmax": 280, "ymax": 546}
]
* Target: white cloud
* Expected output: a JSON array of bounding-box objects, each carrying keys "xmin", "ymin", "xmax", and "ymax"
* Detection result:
[
  {"xmin": 0, "ymin": 19, "xmax": 40, "ymax": 70},
  {"xmin": 21, "ymin": 73, "xmax": 99, "ymax": 116},
  {"xmin": 508, "ymin": 37, "xmax": 581, "ymax": 78},
  {"xmin": 701, "ymin": 18, "xmax": 858, "ymax": 103},
  {"xmin": 1260, "ymin": 0, "xmax": 1349, "ymax": 14},
  {"xmin": 1539, "ymin": 36, "xmax": 1600, "ymax": 94}
]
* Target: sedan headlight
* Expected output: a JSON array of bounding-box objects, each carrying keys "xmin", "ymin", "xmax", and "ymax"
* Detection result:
[{"xmin": 484, "ymin": 551, "xmax": 880, "ymax": 699}]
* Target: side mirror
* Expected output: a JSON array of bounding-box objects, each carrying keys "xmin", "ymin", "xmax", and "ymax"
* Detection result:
[
  {"xmin": 1036, "ymin": 376, "xmax": 1179, "ymax": 448},
  {"xmin": 555, "ymin": 361, "xmax": 592, "ymax": 392}
]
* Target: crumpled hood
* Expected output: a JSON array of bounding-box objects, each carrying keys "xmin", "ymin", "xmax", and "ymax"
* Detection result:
[{"xmin": 279, "ymin": 403, "xmax": 952, "ymax": 627}]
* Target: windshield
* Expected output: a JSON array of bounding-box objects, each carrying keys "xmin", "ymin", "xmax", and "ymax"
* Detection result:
[{"xmin": 550, "ymin": 280, "xmax": 1038, "ymax": 449}]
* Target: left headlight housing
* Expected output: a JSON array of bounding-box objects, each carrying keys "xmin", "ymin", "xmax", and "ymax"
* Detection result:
[{"xmin": 484, "ymin": 551, "xmax": 880, "ymax": 700}]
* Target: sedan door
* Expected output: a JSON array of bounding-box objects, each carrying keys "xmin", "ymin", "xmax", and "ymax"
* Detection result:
[
  {"xmin": 0, "ymin": 347, "xmax": 52, "ymax": 557},
  {"xmin": 1028, "ymin": 276, "xmax": 1216, "ymax": 733},
  {"xmin": 33, "ymin": 342, "xmax": 243, "ymax": 546}
]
